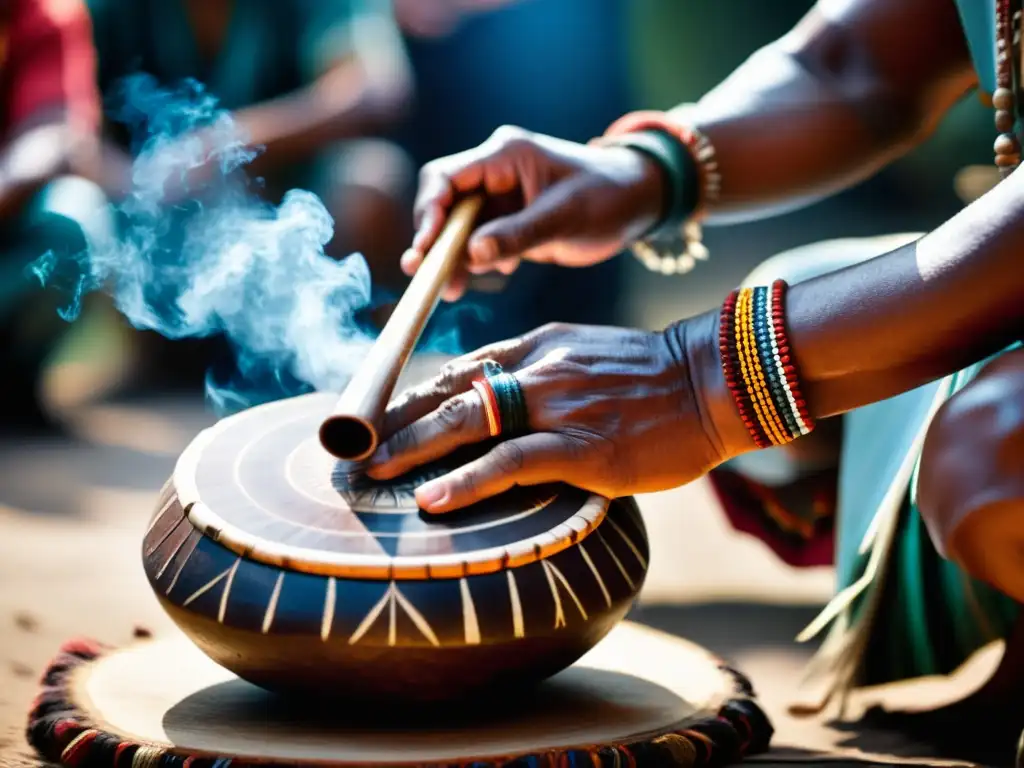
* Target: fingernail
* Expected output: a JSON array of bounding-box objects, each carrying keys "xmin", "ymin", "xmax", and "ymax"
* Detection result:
[
  {"xmin": 400, "ymin": 248, "xmax": 418, "ymax": 273},
  {"xmin": 416, "ymin": 481, "xmax": 449, "ymax": 512}
]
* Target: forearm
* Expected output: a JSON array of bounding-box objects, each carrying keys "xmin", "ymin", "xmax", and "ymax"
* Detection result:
[
  {"xmin": 233, "ymin": 8, "xmax": 414, "ymax": 174},
  {"xmin": 678, "ymin": 50, "xmax": 931, "ymax": 223},
  {"xmin": 788, "ymin": 176, "xmax": 1024, "ymax": 418},
  {"xmin": 682, "ymin": 174, "xmax": 1024, "ymax": 461},
  {"xmin": 232, "ymin": 62, "xmax": 409, "ymax": 172},
  {"xmin": 624, "ymin": 1, "xmax": 975, "ymax": 224}
]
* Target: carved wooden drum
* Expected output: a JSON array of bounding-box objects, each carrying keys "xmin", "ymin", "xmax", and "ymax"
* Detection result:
[{"xmin": 142, "ymin": 392, "xmax": 649, "ymax": 700}]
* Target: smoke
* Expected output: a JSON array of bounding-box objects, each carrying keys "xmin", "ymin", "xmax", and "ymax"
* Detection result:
[{"xmin": 28, "ymin": 75, "xmax": 470, "ymax": 414}]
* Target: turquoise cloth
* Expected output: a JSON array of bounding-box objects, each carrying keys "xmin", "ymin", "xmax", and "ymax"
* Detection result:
[
  {"xmin": 87, "ymin": 0, "xmax": 368, "ymax": 112},
  {"xmin": 0, "ymin": 177, "xmax": 114, "ymax": 317},
  {"xmin": 843, "ymin": 351, "xmax": 1021, "ymax": 686},
  {"xmin": 953, "ymin": 0, "xmax": 997, "ymax": 94}
]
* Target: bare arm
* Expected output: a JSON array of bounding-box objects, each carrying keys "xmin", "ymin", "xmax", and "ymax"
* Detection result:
[
  {"xmin": 666, "ymin": 0, "xmax": 977, "ymax": 223},
  {"xmin": 689, "ymin": 173, "xmax": 1024, "ymax": 459},
  {"xmin": 232, "ymin": 7, "xmax": 413, "ymax": 172}
]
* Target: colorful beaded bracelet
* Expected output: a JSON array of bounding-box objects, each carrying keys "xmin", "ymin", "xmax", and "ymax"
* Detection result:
[{"xmin": 719, "ymin": 280, "xmax": 813, "ymax": 448}]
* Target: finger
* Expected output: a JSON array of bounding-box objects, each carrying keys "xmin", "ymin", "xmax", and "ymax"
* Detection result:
[
  {"xmin": 403, "ymin": 247, "xmax": 470, "ymax": 300},
  {"xmin": 465, "ymin": 256, "xmax": 520, "ymax": 276},
  {"xmin": 440, "ymin": 265, "xmax": 469, "ymax": 302},
  {"xmin": 466, "ymin": 181, "xmax": 581, "ymax": 265},
  {"xmin": 441, "ymin": 334, "xmax": 535, "ymax": 371},
  {"xmin": 366, "ymin": 389, "xmax": 490, "ymax": 481},
  {"xmin": 411, "ymin": 199, "xmax": 449, "ymax": 257},
  {"xmin": 411, "ymin": 138, "xmax": 520, "ymax": 257},
  {"xmin": 411, "ymin": 163, "xmax": 455, "ymax": 255},
  {"xmin": 415, "ymin": 433, "xmax": 582, "ymax": 513},
  {"xmin": 379, "ymin": 356, "xmax": 501, "ymax": 440},
  {"xmin": 400, "ymin": 247, "xmax": 423, "ymax": 277},
  {"xmin": 495, "ymin": 257, "xmax": 521, "ymax": 276}
]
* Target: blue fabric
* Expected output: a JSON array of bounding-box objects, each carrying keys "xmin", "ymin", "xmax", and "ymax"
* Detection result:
[
  {"xmin": 394, "ymin": 0, "xmax": 631, "ymax": 346},
  {"xmin": 953, "ymin": 0, "xmax": 997, "ymax": 94},
  {"xmin": 87, "ymin": 0, "xmax": 361, "ymax": 111},
  {"xmin": 0, "ymin": 177, "xmax": 113, "ymax": 315}
]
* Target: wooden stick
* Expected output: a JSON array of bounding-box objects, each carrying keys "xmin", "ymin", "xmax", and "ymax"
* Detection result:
[{"xmin": 319, "ymin": 196, "xmax": 484, "ymax": 461}]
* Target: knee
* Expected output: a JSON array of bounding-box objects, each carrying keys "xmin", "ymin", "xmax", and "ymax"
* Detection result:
[
  {"xmin": 23, "ymin": 176, "xmax": 115, "ymax": 254},
  {"xmin": 740, "ymin": 232, "xmax": 922, "ymax": 287},
  {"xmin": 917, "ymin": 350, "xmax": 1024, "ymax": 600}
]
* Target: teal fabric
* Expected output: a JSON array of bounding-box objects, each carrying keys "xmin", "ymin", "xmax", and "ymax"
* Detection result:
[
  {"xmin": 0, "ymin": 177, "xmax": 114, "ymax": 316},
  {"xmin": 953, "ymin": 0, "xmax": 997, "ymax": 94},
  {"xmin": 839, "ymin": 345, "xmax": 1021, "ymax": 686},
  {"xmin": 86, "ymin": 0, "xmax": 366, "ymax": 112}
]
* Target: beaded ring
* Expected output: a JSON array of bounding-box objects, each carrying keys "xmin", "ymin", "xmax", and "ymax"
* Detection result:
[
  {"xmin": 471, "ymin": 379, "xmax": 502, "ymax": 438},
  {"xmin": 486, "ymin": 372, "xmax": 529, "ymax": 436},
  {"xmin": 719, "ymin": 280, "xmax": 813, "ymax": 448}
]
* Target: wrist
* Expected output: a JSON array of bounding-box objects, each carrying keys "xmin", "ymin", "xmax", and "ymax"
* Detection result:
[
  {"xmin": 623, "ymin": 146, "xmax": 671, "ymax": 237},
  {"xmin": 596, "ymin": 128, "xmax": 699, "ymax": 237},
  {"xmin": 663, "ymin": 309, "xmax": 761, "ymax": 465}
]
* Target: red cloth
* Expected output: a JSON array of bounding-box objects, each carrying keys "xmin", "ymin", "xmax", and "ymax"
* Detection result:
[
  {"xmin": 1, "ymin": 0, "xmax": 100, "ymax": 135},
  {"xmin": 708, "ymin": 467, "xmax": 837, "ymax": 569}
]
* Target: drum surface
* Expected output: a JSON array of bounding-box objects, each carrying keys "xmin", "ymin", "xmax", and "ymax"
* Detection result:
[
  {"xmin": 28, "ymin": 622, "xmax": 774, "ymax": 767},
  {"xmin": 170, "ymin": 392, "xmax": 614, "ymax": 579}
]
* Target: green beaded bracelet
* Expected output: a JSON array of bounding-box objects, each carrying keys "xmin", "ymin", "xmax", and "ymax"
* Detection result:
[{"xmin": 599, "ymin": 129, "xmax": 700, "ymax": 237}]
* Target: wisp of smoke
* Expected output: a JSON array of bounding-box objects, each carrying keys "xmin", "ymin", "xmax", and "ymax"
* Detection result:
[{"xmin": 28, "ymin": 75, "xmax": 469, "ymax": 415}]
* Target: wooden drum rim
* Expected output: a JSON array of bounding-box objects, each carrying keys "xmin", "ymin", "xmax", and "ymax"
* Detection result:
[{"xmin": 172, "ymin": 394, "xmax": 613, "ymax": 581}]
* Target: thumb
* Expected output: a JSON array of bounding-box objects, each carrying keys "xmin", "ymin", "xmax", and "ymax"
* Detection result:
[{"xmin": 467, "ymin": 183, "xmax": 580, "ymax": 264}]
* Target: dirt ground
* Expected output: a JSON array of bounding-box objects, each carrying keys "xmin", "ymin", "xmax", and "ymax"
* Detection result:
[{"xmin": 0, "ymin": 393, "xmax": 1016, "ymax": 767}]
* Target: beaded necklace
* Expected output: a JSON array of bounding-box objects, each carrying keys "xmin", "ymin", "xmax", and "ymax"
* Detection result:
[{"xmin": 994, "ymin": 0, "xmax": 1022, "ymax": 176}]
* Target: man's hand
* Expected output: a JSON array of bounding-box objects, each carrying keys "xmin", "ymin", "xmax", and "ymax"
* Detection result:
[
  {"xmin": 365, "ymin": 318, "xmax": 752, "ymax": 513},
  {"xmin": 404, "ymin": 126, "xmax": 666, "ymax": 301}
]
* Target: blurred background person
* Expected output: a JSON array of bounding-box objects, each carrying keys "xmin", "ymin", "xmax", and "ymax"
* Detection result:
[
  {"xmin": 0, "ymin": 0, "xmax": 113, "ymax": 434},
  {"xmin": 79, "ymin": 0, "xmax": 416, "ymax": 389},
  {"xmin": 86, "ymin": 0, "xmax": 414, "ymax": 284}
]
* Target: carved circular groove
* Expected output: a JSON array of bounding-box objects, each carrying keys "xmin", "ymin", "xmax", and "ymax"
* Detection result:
[{"xmin": 173, "ymin": 393, "xmax": 610, "ymax": 580}]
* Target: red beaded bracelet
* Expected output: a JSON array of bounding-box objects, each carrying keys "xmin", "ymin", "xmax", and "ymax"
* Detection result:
[{"xmin": 719, "ymin": 280, "xmax": 813, "ymax": 449}]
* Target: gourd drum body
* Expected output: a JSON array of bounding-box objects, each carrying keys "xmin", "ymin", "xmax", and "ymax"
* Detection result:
[{"xmin": 142, "ymin": 393, "xmax": 649, "ymax": 701}]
